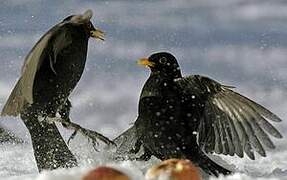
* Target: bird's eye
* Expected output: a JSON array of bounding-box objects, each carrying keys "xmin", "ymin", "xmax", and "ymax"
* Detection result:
[{"xmin": 159, "ymin": 57, "xmax": 167, "ymax": 64}]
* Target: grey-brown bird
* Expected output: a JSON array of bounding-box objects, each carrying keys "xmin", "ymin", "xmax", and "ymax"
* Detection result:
[
  {"xmin": 129, "ymin": 52, "xmax": 283, "ymax": 177},
  {"xmin": 1, "ymin": 10, "xmax": 113, "ymax": 171}
]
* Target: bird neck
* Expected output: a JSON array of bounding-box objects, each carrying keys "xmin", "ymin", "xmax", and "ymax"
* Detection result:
[
  {"xmin": 151, "ymin": 69, "xmax": 182, "ymax": 80},
  {"xmin": 147, "ymin": 72, "xmax": 179, "ymax": 91}
]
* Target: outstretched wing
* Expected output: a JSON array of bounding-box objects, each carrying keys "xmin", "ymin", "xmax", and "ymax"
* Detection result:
[
  {"xmin": 1, "ymin": 23, "xmax": 72, "ymax": 117},
  {"xmin": 176, "ymin": 75, "xmax": 283, "ymax": 160}
]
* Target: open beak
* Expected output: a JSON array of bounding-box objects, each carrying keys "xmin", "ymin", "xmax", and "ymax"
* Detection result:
[
  {"xmin": 137, "ymin": 58, "xmax": 155, "ymax": 68},
  {"xmin": 90, "ymin": 28, "xmax": 105, "ymax": 41}
]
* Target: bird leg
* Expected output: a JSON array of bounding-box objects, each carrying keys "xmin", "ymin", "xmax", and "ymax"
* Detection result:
[
  {"xmin": 63, "ymin": 119, "xmax": 116, "ymax": 149},
  {"xmin": 47, "ymin": 117, "xmax": 115, "ymax": 150},
  {"xmin": 55, "ymin": 99, "xmax": 115, "ymax": 150}
]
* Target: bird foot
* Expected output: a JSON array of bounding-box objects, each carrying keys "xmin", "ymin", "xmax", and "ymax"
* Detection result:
[
  {"xmin": 46, "ymin": 117, "xmax": 115, "ymax": 150},
  {"xmin": 68, "ymin": 126, "xmax": 116, "ymax": 151}
]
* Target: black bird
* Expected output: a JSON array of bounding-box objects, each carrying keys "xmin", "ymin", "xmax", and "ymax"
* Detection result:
[
  {"xmin": 1, "ymin": 10, "xmax": 113, "ymax": 171},
  {"xmin": 132, "ymin": 52, "xmax": 283, "ymax": 177}
]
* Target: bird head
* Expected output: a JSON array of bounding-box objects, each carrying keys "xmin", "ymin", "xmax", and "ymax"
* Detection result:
[
  {"xmin": 62, "ymin": 9, "xmax": 105, "ymax": 40},
  {"xmin": 138, "ymin": 52, "xmax": 182, "ymax": 79}
]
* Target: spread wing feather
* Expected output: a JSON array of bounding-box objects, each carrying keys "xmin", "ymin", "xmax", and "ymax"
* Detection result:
[
  {"xmin": 176, "ymin": 75, "xmax": 282, "ymax": 159},
  {"xmin": 1, "ymin": 24, "xmax": 72, "ymax": 116}
]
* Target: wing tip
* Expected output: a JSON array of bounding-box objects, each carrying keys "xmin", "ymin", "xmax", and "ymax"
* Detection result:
[
  {"xmin": 248, "ymin": 154, "xmax": 255, "ymax": 160},
  {"xmin": 265, "ymin": 114, "xmax": 283, "ymax": 123},
  {"xmin": 236, "ymin": 152, "xmax": 244, "ymax": 158},
  {"xmin": 276, "ymin": 133, "xmax": 283, "ymax": 139}
]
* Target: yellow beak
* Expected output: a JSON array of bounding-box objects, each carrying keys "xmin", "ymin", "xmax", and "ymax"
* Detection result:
[
  {"xmin": 137, "ymin": 58, "xmax": 155, "ymax": 68},
  {"xmin": 90, "ymin": 28, "xmax": 105, "ymax": 41}
]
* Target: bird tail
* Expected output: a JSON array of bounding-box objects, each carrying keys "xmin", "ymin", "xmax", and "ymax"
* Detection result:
[
  {"xmin": 21, "ymin": 112, "xmax": 77, "ymax": 171},
  {"xmin": 192, "ymin": 152, "xmax": 232, "ymax": 177}
]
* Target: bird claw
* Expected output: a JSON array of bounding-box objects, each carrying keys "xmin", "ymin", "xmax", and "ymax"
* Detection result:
[
  {"xmin": 50, "ymin": 117, "xmax": 115, "ymax": 150},
  {"xmin": 66, "ymin": 125, "xmax": 116, "ymax": 151},
  {"xmin": 80, "ymin": 128, "xmax": 116, "ymax": 148},
  {"xmin": 82, "ymin": 130, "xmax": 100, "ymax": 151}
]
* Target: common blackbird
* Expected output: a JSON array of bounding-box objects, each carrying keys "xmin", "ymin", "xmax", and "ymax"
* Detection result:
[
  {"xmin": 133, "ymin": 52, "xmax": 282, "ymax": 176},
  {"xmin": 1, "ymin": 10, "xmax": 112, "ymax": 171}
]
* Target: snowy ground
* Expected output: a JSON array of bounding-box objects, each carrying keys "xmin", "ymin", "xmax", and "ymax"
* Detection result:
[
  {"xmin": 1, "ymin": 139, "xmax": 286, "ymax": 180},
  {"xmin": 1, "ymin": 0, "xmax": 287, "ymax": 179}
]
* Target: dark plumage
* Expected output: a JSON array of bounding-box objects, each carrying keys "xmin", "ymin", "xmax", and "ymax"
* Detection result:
[
  {"xmin": 1, "ymin": 10, "xmax": 111, "ymax": 171},
  {"xmin": 133, "ymin": 52, "xmax": 283, "ymax": 177}
]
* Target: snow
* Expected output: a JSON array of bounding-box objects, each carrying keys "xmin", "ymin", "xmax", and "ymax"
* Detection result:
[
  {"xmin": 1, "ymin": 136, "xmax": 286, "ymax": 180},
  {"xmin": 31, "ymin": 162, "xmax": 144, "ymax": 180},
  {"xmin": 1, "ymin": 0, "xmax": 287, "ymax": 179},
  {"xmin": 0, "ymin": 142, "xmax": 284, "ymax": 180},
  {"xmin": 1, "ymin": 150, "xmax": 284, "ymax": 180},
  {"xmin": 210, "ymin": 174, "xmax": 281, "ymax": 180}
]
